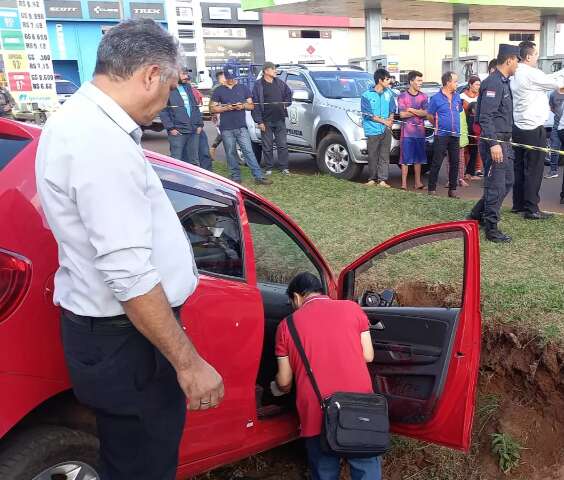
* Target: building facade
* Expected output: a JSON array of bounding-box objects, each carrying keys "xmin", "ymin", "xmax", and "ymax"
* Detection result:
[{"xmin": 46, "ymin": 0, "xmax": 168, "ymax": 85}]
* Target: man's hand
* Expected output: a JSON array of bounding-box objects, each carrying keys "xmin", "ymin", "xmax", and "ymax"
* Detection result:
[
  {"xmin": 178, "ymin": 356, "xmax": 224, "ymax": 410},
  {"xmin": 490, "ymin": 144, "xmax": 503, "ymax": 163},
  {"xmin": 234, "ymin": 103, "xmax": 244, "ymax": 111},
  {"xmin": 3, "ymin": 105, "xmax": 11, "ymax": 112},
  {"xmin": 170, "ymin": 129, "xmax": 180, "ymax": 136},
  {"xmin": 384, "ymin": 118, "xmax": 394, "ymax": 128},
  {"xmin": 258, "ymin": 123, "xmax": 266, "ymax": 132},
  {"xmin": 196, "ymin": 127, "xmax": 202, "ymax": 135}
]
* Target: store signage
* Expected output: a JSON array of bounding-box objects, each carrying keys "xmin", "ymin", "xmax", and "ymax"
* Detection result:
[
  {"xmin": 45, "ymin": 0, "xmax": 83, "ymax": 19},
  {"xmin": 208, "ymin": 6, "xmax": 231, "ymax": 20},
  {"xmin": 0, "ymin": 0, "xmax": 17, "ymax": 7},
  {"xmin": 88, "ymin": 1, "xmax": 121, "ymax": 19},
  {"xmin": 0, "ymin": 0, "xmax": 58, "ymax": 110},
  {"xmin": 203, "ymin": 27, "xmax": 246, "ymax": 38},
  {"xmin": 236, "ymin": 7, "xmax": 259, "ymax": 21},
  {"xmin": 204, "ymin": 39, "xmax": 253, "ymax": 63},
  {"xmin": 130, "ymin": 2, "xmax": 165, "ymax": 20}
]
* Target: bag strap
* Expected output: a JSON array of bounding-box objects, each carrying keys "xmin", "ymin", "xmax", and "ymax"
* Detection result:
[{"xmin": 286, "ymin": 313, "xmax": 325, "ymax": 409}]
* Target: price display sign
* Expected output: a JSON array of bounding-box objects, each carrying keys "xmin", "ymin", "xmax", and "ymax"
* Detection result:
[{"xmin": 0, "ymin": 0, "xmax": 58, "ymax": 110}]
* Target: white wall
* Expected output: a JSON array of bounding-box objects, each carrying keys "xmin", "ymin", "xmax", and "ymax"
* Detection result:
[{"xmin": 556, "ymin": 24, "xmax": 564, "ymax": 54}]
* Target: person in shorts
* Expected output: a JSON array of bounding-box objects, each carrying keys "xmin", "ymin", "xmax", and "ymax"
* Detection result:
[{"xmin": 397, "ymin": 71, "xmax": 428, "ymax": 190}]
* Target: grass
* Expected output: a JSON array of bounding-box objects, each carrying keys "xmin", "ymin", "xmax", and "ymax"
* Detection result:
[
  {"xmin": 491, "ymin": 432, "xmax": 523, "ymax": 474},
  {"xmin": 212, "ymin": 163, "xmax": 564, "ymax": 337}
]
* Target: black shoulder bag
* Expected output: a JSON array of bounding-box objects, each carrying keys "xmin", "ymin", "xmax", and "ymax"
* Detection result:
[{"xmin": 286, "ymin": 313, "xmax": 390, "ymax": 458}]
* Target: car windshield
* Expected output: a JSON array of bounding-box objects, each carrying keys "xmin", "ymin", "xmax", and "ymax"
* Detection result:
[
  {"xmin": 56, "ymin": 81, "xmax": 78, "ymax": 95},
  {"xmin": 309, "ymin": 71, "xmax": 374, "ymax": 99}
]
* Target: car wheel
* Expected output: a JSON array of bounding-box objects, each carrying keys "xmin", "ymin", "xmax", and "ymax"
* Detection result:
[
  {"xmin": 0, "ymin": 426, "xmax": 100, "ymax": 480},
  {"xmin": 317, "ymin": 133, "xmax": 363, "ymax": 180}
]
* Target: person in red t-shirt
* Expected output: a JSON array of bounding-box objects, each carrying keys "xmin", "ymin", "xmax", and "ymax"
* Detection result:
[{"xmin": 274, "ymin": 272, "xmax": 381, "ymax": 480}]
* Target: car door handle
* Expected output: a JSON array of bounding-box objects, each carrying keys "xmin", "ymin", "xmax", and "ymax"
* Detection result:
[{"xmin": 370, "ymin": 321, "xmax": 385, "ymax": 331}]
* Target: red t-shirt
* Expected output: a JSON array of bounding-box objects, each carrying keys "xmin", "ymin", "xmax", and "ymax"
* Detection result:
[{"xmin": 275, "ymin": 296, "xmax": 373, "ymax": 437}]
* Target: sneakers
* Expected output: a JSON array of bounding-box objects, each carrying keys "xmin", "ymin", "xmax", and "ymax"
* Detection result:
[
  {"xmin": 365, "ymin": 180, "xmax": 377, "ymax": 186},
  {"xmin": 448, "ymin": 190, "xmax": 461, "ymax": 199},
  {"xmin": 378, "ymin": 181, "xmax": 391, "ymax": 188},
  {"xmin": 255, "ymin": 177, "xmax": 273, "ymax": 185},
  {"xmin": 428, "ymin": 190, "xmax": 437, "ymax": 196},
  {"xmin": 544, "ymin": 171, "xmax": 559, "ymax": 179},
  {"xmin": 475, "ymin": 171, "xmax": 484, "ymax": 177},
  {"xmin": 281, "ymin": 169, "xmax": 290, "ymax": 176},
  {"xmin": 265, "ymin": 170, "xmax": 273, "ymax": 176}
]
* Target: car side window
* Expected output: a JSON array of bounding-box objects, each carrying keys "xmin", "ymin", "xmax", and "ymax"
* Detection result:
[
  {"xmin": 286, "ymin": 74, "xmax": 312, "ymax": 94},
  {"xmin": 166, "ymin": 187, "xmax": 244, "ymax": 279},
  {"xmin": 245, "ymin": 202, "xmax": 322, "ymax": 286}
]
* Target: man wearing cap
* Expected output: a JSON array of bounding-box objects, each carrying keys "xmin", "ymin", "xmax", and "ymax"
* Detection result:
[
  {"xmin": 468, "ymin": 44, "xmax": 520, "ymax": 243},
  {"xmin": 210, "ymin": 68, "xmax": 272, "ymax": 185},
  {"xmin": 161, "ymin": 68, "xmax": 213, "ymax": 170},
  {"xmin": 252, "ymin": 62, "xmax": 293, "ymax": 175},
  {"xmin": 510, "ymin": 40, "xmax": 564, "ymax": 220}
]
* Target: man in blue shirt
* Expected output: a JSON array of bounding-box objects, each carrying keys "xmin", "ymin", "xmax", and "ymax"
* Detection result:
[
  {"xmin": 160, "ymin": 68, "xmax": 212, "ymax": 170},
  {"xmin": 361, "ymin": 69, "xmax": 396, "ymax": 187},
  {"xmin": 210, "ymin": 68, "xmax": 271, "ymax": 185},
  {"xmin": 427, "ymin": 71, "xmax": 462, "ymax": 198}
]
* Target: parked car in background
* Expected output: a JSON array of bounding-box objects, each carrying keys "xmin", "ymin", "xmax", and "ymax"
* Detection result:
[
  {"xmin": 55, "ymin": 77, "xmax": 79, "ymax": 105},
  {"xmin": 246, "ymin": 65, "xmax": 434, "ymax": 180},
  {"xmin": 0, "ymin": 117, "xmax": 482, "ymax": 479}
]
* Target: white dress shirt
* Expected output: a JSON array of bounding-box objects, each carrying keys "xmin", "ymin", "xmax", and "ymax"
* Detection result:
[
  {"xmin": 36, "ymin": 82, "xmax": 199, "ymax": 317},
  {"xmin": 510, "ymin": 63, "xmax": 564, "ymax": 130}
]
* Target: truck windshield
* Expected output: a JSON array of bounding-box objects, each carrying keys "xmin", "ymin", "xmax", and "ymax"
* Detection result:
[{"xmin": 309, "ymin": 71, "xmax": 374, "ymax": 99}]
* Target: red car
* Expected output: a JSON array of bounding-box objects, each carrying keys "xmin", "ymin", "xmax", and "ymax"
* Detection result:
[{"xmin": 0, "ymin": 118, "xmax": 481, "ymax": 480}]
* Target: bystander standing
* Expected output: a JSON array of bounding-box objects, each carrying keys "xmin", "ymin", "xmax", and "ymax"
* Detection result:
[
  {"xmin": 361, "ymin": 68, "xmax": 396, "ymax": 188},
  {"xmin": 461, "ymin": 76, "xmax": 482, "ymax": 179},
  {"xmin": 397, "ymin": 70, "xmax": 428, "ymax": 190},
  {"xmin": 510, "ymin": 40, "xmax": 564, "ymax": 219},
  {"xmin": 427, "ymin": 71, "xmax": 462, "ymax": 198},
  {"xmin": 546, "ymin": 89, "xmax": 564, "ymax": 178},
  {"xmin": 210, "ymin": 71, "xmax": 226, "ymax": 161}
]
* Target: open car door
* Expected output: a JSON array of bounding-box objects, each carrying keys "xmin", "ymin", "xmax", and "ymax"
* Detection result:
[{"xmin": 337, "ymin": 221, "xmax": 481, "ymax": 451}]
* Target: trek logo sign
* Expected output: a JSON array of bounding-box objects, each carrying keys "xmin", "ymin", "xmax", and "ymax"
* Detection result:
[
  {"xmin": 88, "ymin": 1, "xmax": 121, "ymax": 19},
  {"xmin": 130, "ymin": 2, "xmax": 165, "ymax": 20},
  {"xmin": 45, "ymin": 0, "xmax": 83, "ymax": 19}
]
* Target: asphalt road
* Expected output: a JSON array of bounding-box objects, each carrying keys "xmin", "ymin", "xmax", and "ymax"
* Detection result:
[{"xmin": 142, "ymin": 124, "xmax": 564, "ymax": 214}]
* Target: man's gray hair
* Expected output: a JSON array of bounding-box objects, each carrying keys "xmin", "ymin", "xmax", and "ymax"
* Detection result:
[{"xmin": 94, "ymin": 19, "xmax": 181, "ymax": 81}]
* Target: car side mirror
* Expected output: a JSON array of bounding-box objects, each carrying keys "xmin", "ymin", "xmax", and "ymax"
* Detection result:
[{"xmin": 292, "ymin": 89, "xmax": 312, "ymax": 103}]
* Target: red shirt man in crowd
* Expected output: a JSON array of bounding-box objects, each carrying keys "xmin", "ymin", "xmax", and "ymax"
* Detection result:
[{"xmin": 274, "ymin": 272, "xmax": 381, "ymax": 480}]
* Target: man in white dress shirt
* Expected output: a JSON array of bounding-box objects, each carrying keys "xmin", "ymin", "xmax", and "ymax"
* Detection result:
[
  {"xmin": 35, "ymin": 19, "xmax": 223, "ymax": 480},
  {"xmin": 510, "ymin": 40, "xmax": 564, "ymax": 219}
]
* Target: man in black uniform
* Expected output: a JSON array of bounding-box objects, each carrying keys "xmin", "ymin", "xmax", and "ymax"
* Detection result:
[{"xmin": 468, "ymin": 44, "xmax": 520, "ymax": 243}]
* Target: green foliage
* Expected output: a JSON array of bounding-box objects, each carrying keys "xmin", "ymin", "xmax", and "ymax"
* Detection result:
[{"xmin": 491, "ymin": 432, "xmax": 523, "ymax": 474}]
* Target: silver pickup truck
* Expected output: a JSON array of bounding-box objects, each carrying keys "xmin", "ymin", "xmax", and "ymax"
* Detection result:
[{"xmin": 247, "ymin": 65, "xmax": 434, "ymax": 180}]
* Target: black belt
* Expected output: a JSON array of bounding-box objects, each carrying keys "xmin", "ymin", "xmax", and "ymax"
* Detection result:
[{"xmin": 62, "ymin": 306, "xmax": 183, "ymax": 330}]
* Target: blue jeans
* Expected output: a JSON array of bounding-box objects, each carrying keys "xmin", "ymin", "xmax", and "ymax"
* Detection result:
[
  {"xmin": 221, "ymin": 127, "xmax": 264, "ymax": 181},
  {"xmin": 168, "ymin": 131, "xmax": 213, "ymax": 171},
  {"xmin": 304, "ymin": 436, "xmax": 382, "ymax": 480},
  {"xmin": 549, "ymin": 120, "xmax": 561, "ymax": 173}
]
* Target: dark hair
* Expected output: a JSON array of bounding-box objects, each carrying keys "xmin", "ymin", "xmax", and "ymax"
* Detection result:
[
  {"xmin": 441, "ymin": 71, "xmax": 456, "ymax": 86},
  {"xmin": 488, "ymin": 58, "xmax": 497, "ymax": 72},
  {"xmin": 497, "ymin": 52, "xmax": 518, "ymax": 65},
  {"xmin": 407, "ymin": 70, "xmax": 423, "ymax": 83},
  {"xmin": 519, "ymin": 40, "xmax": 536, "ymax": 61},
  {"xmin": 374, "ymin": 69, "xmax": 390, "ymax": 84},
  {"xmin": 468, "ymin": 75, "xmax": 480, "ymax": 86},
  {"xmin": 215, "ymin": 70, "xmax": 225, "ymax": 80},
  {"xmin": 94, "ymin": 19, "xmax": 179, "ymax": 80},
  {"xmin": 287, "ymin": 272, "xmax": 323, "ymax": 299}
]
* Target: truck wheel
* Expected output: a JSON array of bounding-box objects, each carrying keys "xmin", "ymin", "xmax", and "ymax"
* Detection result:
[
  {"xmin": 317, "ymin": 133, "xmax": 363, "ymax": 180},
  {"xmin": 0, "ymin": 426, "xmax": 100, "ymax": 480}
]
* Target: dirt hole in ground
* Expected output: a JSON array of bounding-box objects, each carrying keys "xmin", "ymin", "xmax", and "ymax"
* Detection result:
[{"xmin": 196, "ymin": 326, "xmax": 564, "ymax": 480}]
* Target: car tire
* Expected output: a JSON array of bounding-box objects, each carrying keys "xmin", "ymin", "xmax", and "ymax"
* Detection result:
[
  {"xmin": 316, "ymin": 133, "xmax": 363, "ymax": 180},
  {"xmin": 0, "ymin": 426, "xmax": 100, "ymax": 480}
]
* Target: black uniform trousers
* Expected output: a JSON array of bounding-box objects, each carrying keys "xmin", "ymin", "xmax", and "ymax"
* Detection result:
[
  {"xmin": 470, "ymin": 139, "xmax": 514, "ymax": 231},
  {"xmin": 428, "ymin": 135, "xmax": 459, "ymax": 192},
  {"xmin": 512, "ymin": 125, "xmax": 546, "ymax": 214},
  {"xmin": 558, "ymin": 130, "xmax": 564, "ymax": 201},
  {"xmin": 61, "ymin": 308, "xmax": 186, "ymax": 480}
]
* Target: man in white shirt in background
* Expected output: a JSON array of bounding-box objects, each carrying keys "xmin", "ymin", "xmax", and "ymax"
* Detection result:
[
  {"xmin": 36, "ymin": 19, "xmax": 223, "ymax": 480},
  {"xmin": 510, "ymin": 40, "xmax": 564, "ymax": 219}
]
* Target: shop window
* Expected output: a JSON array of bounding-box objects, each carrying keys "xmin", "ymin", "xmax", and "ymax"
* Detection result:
[
  {"xmin": 509, "ymin": 32, "xmax": 535, "ymax": 42},
  {"xmin": 382, "ymin": 32, "xmax": 410, "ymax": 40}
]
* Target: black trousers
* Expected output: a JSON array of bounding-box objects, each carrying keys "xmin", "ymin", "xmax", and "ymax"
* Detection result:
[
  {"xmin": 261, "ymin": 119, "xmax": 289, "ymax": 170},
  {"xmin": 470, "ymin": 140, "xmax": 514, "ymax": 231},
  {"xmin": 512, "ymin": 125, "xmax": 546, "ymax": 214},
  {"xmin": 61, "ymin": 309, "xmax": 186, "ymax": 480},
  {"xmin": 428, "ymin": 135, "xmax": 459, "ymax": 192},
  {"xmin": 465, "ymin": 143, "xmax": 479, "ymax": 176}
]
